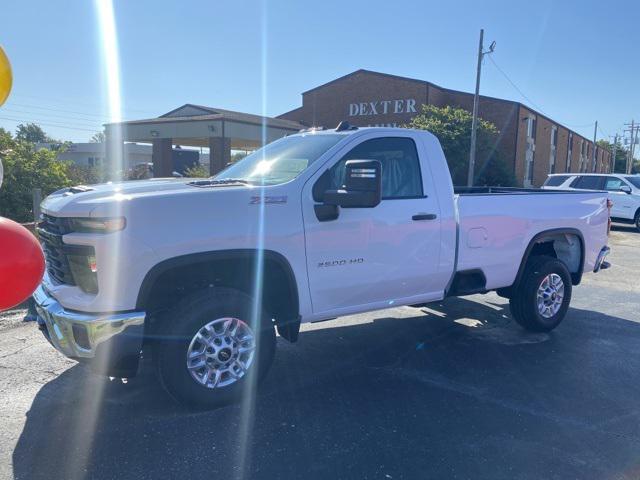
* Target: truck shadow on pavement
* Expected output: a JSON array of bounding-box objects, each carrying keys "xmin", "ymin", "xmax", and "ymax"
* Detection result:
[{"xmin": 13, "ymin": 297, "xmax": 640, "ymax": 480}]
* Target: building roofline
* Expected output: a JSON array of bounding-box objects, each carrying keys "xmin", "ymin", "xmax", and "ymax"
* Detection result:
[
  {"xmin": 299, "ymin": 68, "xmax": 608, "ymax": 152},
  {"xmin": 105, "ymin": 111, "xmax": 304, "ymax": 131}
]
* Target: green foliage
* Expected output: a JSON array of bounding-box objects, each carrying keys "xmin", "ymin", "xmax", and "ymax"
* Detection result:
[
  {"xmin": 15, "ymin": 123, "xmax": 53, "ymax": 143},
  {"xmin": 65, "ymin": 163, "xmax": 104, "ymax": 185},
  {"xmin": 597, "ymin": 139, "xmax": 634, "ymax": 173},
  {"xmin": 184, "ymin": 164, "xmax": 209, "ymax": 178},
  {"xmin": 0, "ymin": 133, "xmax": 72, "ymax": 222},
  {"xmin": 90, "ymin": 131, "xmax": 106, "ymax": 143},
  {"xmin": 406, "ymin": 105, "xmax": 516, "ymax": 186},
  {"xmin": 231, "ymin": 151, "xmax": 248, "ymax": 163}
]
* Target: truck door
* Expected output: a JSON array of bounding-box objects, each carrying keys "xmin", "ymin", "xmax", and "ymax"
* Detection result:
[
  {"xmin": 603, "ymin": 176, "xmax": 635, "ymax": 219},
  {"xmin": 301, "ymin": 134, "xmax": 444, "ymax": 316}
]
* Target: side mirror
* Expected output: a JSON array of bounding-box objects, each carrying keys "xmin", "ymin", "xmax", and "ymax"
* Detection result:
[
  {"xmin": 620, "ymin": 185, "xmax": 632, "ymax": 194},
  {"xmin": 323, "ymin": 160, "xmax": 382, "ymax": 208}
]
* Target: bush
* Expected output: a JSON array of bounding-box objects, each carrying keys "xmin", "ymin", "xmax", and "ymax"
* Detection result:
[
  {"xmin": 65, "ymin": 163, "xmax": 105, "ymax": 185},
  {"xmin": 0, "ymin": 140, "xmax": 72, "ymax": 223},
  {"xmin": 406, "ymin": 105, "xmax": 516, "ymax": 187},
  {"xmin": 184, "ymin": 164, "xmax": 209, "ymax": 178}
]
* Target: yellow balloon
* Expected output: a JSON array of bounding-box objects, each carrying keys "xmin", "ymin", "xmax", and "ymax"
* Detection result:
[{"xmin": 0, "ymin": 46, "xmax": 12, "ymax": 107}]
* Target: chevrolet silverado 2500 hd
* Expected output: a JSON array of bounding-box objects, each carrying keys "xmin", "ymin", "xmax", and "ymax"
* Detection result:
[{"xmin": 32, "ymin": 126, "xmax": 611, "ymax": 407}]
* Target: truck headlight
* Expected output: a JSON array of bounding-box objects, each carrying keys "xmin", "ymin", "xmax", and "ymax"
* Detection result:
[
  {"xmin": 68, "ymin": 217, "xmax": 126, "ymax": 233},
  {"xmin": 66, "ymin": 246, "xmax": 99, "ymax": 294}
]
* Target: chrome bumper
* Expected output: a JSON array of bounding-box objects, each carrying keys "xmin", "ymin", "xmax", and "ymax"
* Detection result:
[{"xmin": 33, "ymin": 285, "xmax": 145, "ymax": 376}]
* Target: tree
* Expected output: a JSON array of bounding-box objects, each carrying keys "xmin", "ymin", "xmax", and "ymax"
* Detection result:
[
  {"xmin": 15, "ymin": 123, "xmax": 51, "ymax": 143},
  {"xmin": 0, "ymin": 135, "xmax": 72, "ymax": 222},
  {"xmin": 0, "ymin": 127, "xmax": 13, "ymax": 154},
  {"xmin": 406, "ymin": 105, "xmax": 516, "ymax": 186},
  {"xmin": 90, "ymin": 131, "xmax": 106, "ymax": 143},
  {"xmin": 597, "ymin": 140, "xmax": 624, "ymax": 173}
]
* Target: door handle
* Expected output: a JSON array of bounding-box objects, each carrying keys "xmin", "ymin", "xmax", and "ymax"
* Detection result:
[{"xmin": 412, "ymin": 213, "xmax": 437, "ymax": 221}]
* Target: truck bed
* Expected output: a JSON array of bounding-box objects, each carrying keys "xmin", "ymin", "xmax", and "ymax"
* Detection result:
[
  {"xmin": 453, "ymin": 186, "xmax": 596, "ymax": 195},
  {"xmin": 454, "ymin": 189, "xmax": 609, "ymax": 291}
]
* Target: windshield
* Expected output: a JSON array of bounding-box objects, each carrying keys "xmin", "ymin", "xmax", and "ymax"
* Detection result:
[
  {"xmin": 214, "ymin": 134, "xmax": 343, "ymax": 185},
  {"xmin": 626, "ymin": 176, "xmax": 640, "ymax": 189}
]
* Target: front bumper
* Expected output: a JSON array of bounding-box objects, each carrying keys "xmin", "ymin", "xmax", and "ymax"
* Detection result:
[{"xmin": 32, "ymin": 285, "xmax": 146, "ymax": 377}]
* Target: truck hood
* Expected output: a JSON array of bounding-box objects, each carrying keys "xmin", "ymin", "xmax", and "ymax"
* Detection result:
[{"xmin": 41, "ymin": 178, "xmax": 248, "ymax": 217}]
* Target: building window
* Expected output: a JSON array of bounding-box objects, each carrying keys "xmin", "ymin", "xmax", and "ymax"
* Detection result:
[
  {"xmin": 580, "ymin": 140, "xmax": 587, "ymax": 172},
  {"xmin": 523, "ymin": 117, "xmax": 536, "ymax": 186},
  {"xmin": 549, "ymin": 126, "xmax": 558, "ymax": 174},
  {"xmin": 566, "ymin": 133, "xmax": 573, "ymax": 172}
]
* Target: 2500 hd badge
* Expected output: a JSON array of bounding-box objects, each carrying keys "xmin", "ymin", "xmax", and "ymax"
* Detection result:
[{"xmin": 318, "ymin": 258, "xmax": 365, "ymax": 268}]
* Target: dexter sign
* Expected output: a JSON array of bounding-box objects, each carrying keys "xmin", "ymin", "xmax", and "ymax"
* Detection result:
[{"xmin": 348, "ymin": 99, "xmax": 417, "ymax": 117}]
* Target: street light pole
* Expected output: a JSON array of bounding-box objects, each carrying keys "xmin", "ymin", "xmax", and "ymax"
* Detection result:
[{"xmin": 467, "ymin": 29, "xmax": 495, "ymax": 187}]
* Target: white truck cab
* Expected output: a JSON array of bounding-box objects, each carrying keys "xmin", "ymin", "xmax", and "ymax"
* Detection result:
[
  {"xmin": 543, "ymin": 173, "xmax": 640, "ymax": 231},
  {"xmin": 31, "ymin": 125, "xmax": 611, "ymax": 408}
]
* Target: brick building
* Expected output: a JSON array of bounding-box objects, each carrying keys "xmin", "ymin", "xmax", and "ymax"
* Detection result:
[{"xmin": 279, "ymin": 70, "xmax": 611, "ymax": 187}]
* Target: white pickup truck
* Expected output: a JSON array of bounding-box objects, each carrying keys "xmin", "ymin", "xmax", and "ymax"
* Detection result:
[{"xmin": 32, "ymin": 125, "xmax": 611, "ymax": 407}]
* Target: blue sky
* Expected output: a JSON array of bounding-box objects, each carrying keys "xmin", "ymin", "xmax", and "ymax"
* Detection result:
[{"xmin": 1, "ymin": 0, "xmax": 638, "ymax": 143}]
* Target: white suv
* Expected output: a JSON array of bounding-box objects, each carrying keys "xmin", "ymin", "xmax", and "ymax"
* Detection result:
[{"xmin": 543, "ymin": 173, "xmax": 640, "ymax": 231}]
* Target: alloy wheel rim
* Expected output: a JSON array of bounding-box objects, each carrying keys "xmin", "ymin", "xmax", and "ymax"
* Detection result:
[
  {"xmin": 186, "ymin": 317, "xmax": 256, "ymax": 389},
  {"xmin": 536, "ymin": 273, "xmax": 565, "ymax": 319}
]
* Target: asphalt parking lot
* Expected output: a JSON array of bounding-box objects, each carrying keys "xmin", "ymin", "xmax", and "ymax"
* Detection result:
[{"xmin": 1, "ymin": 226, "xmax": 639, "ymax": 480}]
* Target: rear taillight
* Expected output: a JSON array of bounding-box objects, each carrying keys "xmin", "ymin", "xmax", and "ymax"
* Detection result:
[{"xmin": 607, "ymin": 199, "xmax": 613, "ymax": 235}]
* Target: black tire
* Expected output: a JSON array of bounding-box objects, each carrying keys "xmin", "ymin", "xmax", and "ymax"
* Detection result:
[
  {"xmin": 509, "ymin": 255, "xmax": 572, "ymax": 332},
  {"xmin": 154, "ymin": 287, "xmax": 276, "ymax": 409},
  {"xmin": 635, "ymin": 210, "xmax": 640, "ymax": 232}
]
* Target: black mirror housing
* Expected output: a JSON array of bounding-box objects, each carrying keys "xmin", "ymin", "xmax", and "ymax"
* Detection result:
[
  {"xmin": 323, "ymin": 159, "xmax": 382, "ymax": 208},
  {"xmin": 620, "ymin": 185, "xmax": 632, "ymax": 194}
]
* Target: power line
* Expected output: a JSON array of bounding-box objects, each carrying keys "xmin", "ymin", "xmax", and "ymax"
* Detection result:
[
  {"xmin": 487, "ymin": 56, "xmax": 596, "ymax": 131},
  {"xmin": 4, "ymin": 102, "xmax": 115, "ymax": 120},
  {"xmin": 0, "ymin": 115, "xmax": 100, "ymax": 133},
  {"xmin": 1, "ymin": 108, "xmax": 105, "ymax": 127},
  {"xmin": 8, "ymin": 93, "xmax": 157, "ymax": 116}
]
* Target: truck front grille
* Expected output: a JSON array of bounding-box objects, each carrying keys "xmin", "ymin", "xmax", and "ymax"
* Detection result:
[{"xmin": 37, "ymin": 215, "xmax": 76, "ymax": 286}]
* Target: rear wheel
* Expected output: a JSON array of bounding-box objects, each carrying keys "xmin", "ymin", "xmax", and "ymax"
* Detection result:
[
  {"xmin": 635, "ymin": 210, "xmax": 640, "ymax": 232},
  {"xmin": 154, "ymin": 287, "xmax": 276, "ymax": 408},
  {"xmin": 509, "ymin": 255, "xmax": 572, "ymax": 332}
]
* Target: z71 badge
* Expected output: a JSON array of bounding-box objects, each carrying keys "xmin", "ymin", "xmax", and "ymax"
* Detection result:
[
  {"xmin": 249, "ymin": 195, "xmax": 287, "ymax": 205},
  {"xmin": 318, "ymin": 258, "xmax": 364, "ymax": 268}
]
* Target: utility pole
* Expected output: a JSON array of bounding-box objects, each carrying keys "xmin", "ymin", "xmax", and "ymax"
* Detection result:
[
  {"xmin": 624, "ymin": 120, "xmax": 640, "ymax": 174},
  {"xmin": 611, "ymin": 134, "xmax": 618, "ymax": 173},
  {"xmin": 467, "ymin": 29, "xmax": 496, "ymax": 187},
  {"xmin": 591, "ymin": 121, "xmax": 598, "ymax": 172}
]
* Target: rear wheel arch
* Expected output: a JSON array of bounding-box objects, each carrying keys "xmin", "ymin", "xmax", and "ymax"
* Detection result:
[
  {"xmin": 137, "ymin": 249, "xmax": 300, "ymax": 341},
  {"xmin": 513, "ymin": 228, "xmax": 585, "ymax": 289}
]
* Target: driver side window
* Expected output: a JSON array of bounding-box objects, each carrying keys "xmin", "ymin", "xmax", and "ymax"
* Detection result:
[
  {"xmin": 604, "ymin": 177, "xmax": 624, "ymax": 191},
  {"xmin": 327, "ymin": 137, "xmax": 424, "ymax": 199}
]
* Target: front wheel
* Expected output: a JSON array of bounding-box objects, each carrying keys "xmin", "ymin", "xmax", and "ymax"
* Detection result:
[
  {"xmin": 154, "ymin": 287, "xmax": 276, "ymax": 409},
  {"xmin": 509, "ymin": 255, "xmax": 572, "ymax": 332},
  {"xmin": 635, "ymin": 210, "xmax": 640, "ymax": 232}
]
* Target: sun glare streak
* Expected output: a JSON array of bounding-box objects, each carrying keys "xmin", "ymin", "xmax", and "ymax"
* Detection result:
[
  {"xmin": 96, "ymin": 0, "xmax": 124, "ymax": 177},
  {"xmin": 63, "ymin": 1, "xmax": 125, "ymax": 477},
  {"xmin": 235, "ymin": 1, "xmax": 269, "ymax": 477}
]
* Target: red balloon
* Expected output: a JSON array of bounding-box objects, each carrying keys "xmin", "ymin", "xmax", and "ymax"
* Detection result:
[{"xmin": 0, "ymin": 217, "xmax": 45, "ymax": 310}]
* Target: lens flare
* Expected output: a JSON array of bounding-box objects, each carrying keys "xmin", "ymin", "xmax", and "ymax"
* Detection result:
[
  {"xmin": 235, "ymin": 1, "xmax": 269, "ymax": 476},
  {"xmin": 62, "ymin": 2, "xmax": 125, "ymax": 477}
]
